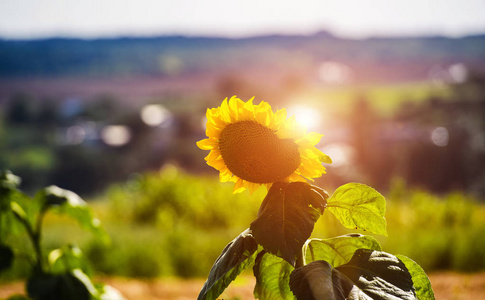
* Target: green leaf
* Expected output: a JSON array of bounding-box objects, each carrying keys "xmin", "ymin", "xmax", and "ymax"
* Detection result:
[
  {"xmin": 0, "ymin": 202, "xmax": 25, "ymax": 240},
  {"xmin": 0, "ymin": 171, "xmax": 22, "ymax": 220},
  {"xmin": 396, "ymin": 255, "xmax": 435, "ymax": 300},
  {"xmin": 253, "ymin": 251, "xmax": 295, "ymax": 300},
  {"xmin": 198, "ymin": 228, "xmax": 259, "ymax": 300},
  {"xmin": 327, "ymin": 183, "xmax": 387, "ymax": 236},
  {"xmin": 40, "ymin": 186, "xmax": 108, "ymax": 242},
  {"xmin": 4, "ymin": 189, "xmax": 42, "ymax": 234},
  {"xmin": 48, "ymin": 245, "xmax": 93, "ymax": 276},
  {"xmin": 27, "ymin": 269, "xmax": 98, "ymax": 300},
  {"xmin": 305, "ymin": 234, "xmax": 382, "ymax": 267},
  {"xmin": 290, "ymin": 249, "xmax": 416, "ymax": 300},
  {"xmin": 10, "ymin": 201, "xmax": 28, "ymax": 221},
  {"xmin": 250, "ymin": 182, "xmax": 328, "ymax": 266},
  {"xmin": 0, "ymin": 243, "xmax": 14, "ymax": 272}
]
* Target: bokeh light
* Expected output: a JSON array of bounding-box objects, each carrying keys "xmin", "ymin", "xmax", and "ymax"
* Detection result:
[
  {"xmin": 448, "ymin": 63, "xmax": 468, "ymax": 84},
  {"xmin": 318, "ymin": 61, "xmax": 352, "ymax": 84},
  {"xmin": 320, "ymin": 143, "xmax": 355, "ymax": 168},
  {"xmin": 65, "ymin": 125, "xmax": 86, "ymax": 145},
  {"xmin": 140, "ymin": 104, "xmax": 171, "ymax": 127},
  {"xmin": 430, "ymin": 127, "xmax": 449, "ymax": 147},
  {"xmin": 101, "ymin": 125, "xmax": 131, "ymax": 147}
]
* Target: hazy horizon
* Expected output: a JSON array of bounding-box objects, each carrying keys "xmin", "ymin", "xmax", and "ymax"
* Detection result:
[
  {"xmin": 1, "ymin": 0, "xmax": 485, "ymax": 40},
  {"xmin": 2, "ymin": 28, "xmax": 485, "ymax": 42}
]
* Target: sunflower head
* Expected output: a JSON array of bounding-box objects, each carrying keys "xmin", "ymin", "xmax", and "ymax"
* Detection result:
[{"xmin": 197, "ymin": 96, "xmax": 332, "ymax": 194}]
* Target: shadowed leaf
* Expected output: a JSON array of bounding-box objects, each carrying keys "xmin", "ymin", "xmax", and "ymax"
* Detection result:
[
  {"xmin": 253, "ymin": 251, "xmax": 295, "ymax": 300},
  {"xmin": 290, "ymin": 249, "xmax": 416, "ymax": 300},
  {"xmin": 198, "ymin": 229, "xmax": 259, "ymax": 300},
  {"xmin": 305, "ymin": 234, "xmax": 382, "ymax": 267},
  {"xmin": 251, "ymin": 182, "xmax": 328, "ymax": 266},
  {"xmin": 327, "ymin": 183, "xmax": 387, "ymax": 236}
]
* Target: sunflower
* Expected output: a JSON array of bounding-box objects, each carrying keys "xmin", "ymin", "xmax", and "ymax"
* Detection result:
[{"xmin": 197, "ymin": 96, "xmax": 332, "ymax": 193}]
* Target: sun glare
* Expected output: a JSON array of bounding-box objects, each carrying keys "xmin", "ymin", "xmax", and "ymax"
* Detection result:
[{"xmin": 286, "ymin": 105, "xmax": 322, "ymax": 131}]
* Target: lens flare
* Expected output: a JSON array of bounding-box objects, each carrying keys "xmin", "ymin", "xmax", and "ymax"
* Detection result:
[{"xmin": 287, "ymin": 105, "xmax": 322, "ymax": 131}]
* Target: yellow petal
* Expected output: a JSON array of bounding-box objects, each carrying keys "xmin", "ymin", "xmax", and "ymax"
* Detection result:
[
  {"xmin": 247, "ymin": 182, "xmax": 260, "ymax": 195},
  {"xmin": 274, "ymin": 109, "xmax": 287, "ymax": 128},
  {"xmin": 228, "ymin": 96, "xmax": 241, "ymax": 121},
  {"xmin": 320, "ymin": 153, "xmax": 332, "ymax": 164},
  {"xmin": 206, "ymin": 122, "xmax": 222, "ymax": 138},
  {"xmin": 219, "ymin": 167, "xmax": 233, "ymax": 182},
  {"xmin": 209, "ymin": 157, "xmax": 226, "ymax": 170},
  {"xmin": 207, "ymin": 112, "xmax": 227, "ymax": 128},
  {"xmin": 301, "ymin": 132, "xmax": 323, "ymax": 145},
  {"xmin": 196, "ymin": 138, "xmax": 218, "ymax": 150},
  {"xmin": 205, "ymin": 149, "xmax": 221, "ymax": 162},
  {"xmin": 254, "ymin": 101, "xmax": 270, "ymax": 126},
  {"xmin": 240, "ymin": 98, "xmax": 255, "ymax": 121},
  {"xmin": 276, "ymin": 116, "xmax": 297, "ymax": 139},
  {"xmin": 219, "ymin": 98, "xmax": 232, "ymax": 122},
  {"xmin": 233, "ymin": 178, "xmax": 246, "ymax": 193}
]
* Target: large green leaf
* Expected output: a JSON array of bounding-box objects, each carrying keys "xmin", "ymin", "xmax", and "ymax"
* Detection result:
[
  {"xmin": 198, "ymin": 229, "xmax": 259, "ymax": 300},
  {"xmin": 253, "ymin": 251, "xmax": 295, "ymax": 300},
  {"xmin": 305, "ymin": 234, "xmax": 382, "ymax": 267},
  {"xmin": 290, "ymin": 249, "xmax": 416, "ymax": 300},
  {"xmin": 0, "ymin": 195, "xmax": 29, "ymax": 240},
  {"xmin": 396, "ymin": 255, "xmax": 435, "ymax": 300},
  {"xmin": 327, "ymin": 183, "xmax": 387, "ymax": 236},
  {"xmin": 251, "ymin": 182, "xmax": 328, "ymax": 266},
  {"xmin": 39, "ymin": 186, "xmax": 108, "ymax": 242}
]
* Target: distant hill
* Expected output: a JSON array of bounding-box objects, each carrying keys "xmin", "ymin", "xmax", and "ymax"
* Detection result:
[{"xmin": 1, "ymin": 33, "xmax": 485, "ymax": 83}]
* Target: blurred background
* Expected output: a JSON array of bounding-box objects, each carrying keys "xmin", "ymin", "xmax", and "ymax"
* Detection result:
[{"xmin": 1, "ymin": 0, "xmax": 485, "ymax": 297}]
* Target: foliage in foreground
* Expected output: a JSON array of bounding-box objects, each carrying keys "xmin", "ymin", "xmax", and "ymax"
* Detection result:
[
  {"xmin": 198, "ymin": 181, "xmax": 435, "ymax": 300},
  {"xmin": 0, "ymin": 170, "xmax": 124, "ymax": 300}
]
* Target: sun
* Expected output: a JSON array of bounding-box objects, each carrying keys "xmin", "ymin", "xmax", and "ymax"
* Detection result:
[{"xmin": 197, "ymin": 96, "xmax": 332, "ymax": 194}]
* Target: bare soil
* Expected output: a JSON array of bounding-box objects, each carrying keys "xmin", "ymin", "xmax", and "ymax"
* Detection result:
[{"xmin": 1, "ymin": 272, "xmax": 484, "ymax": 299}]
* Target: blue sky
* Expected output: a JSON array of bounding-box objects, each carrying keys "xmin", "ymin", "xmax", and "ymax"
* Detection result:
[{"xmin": 1, "ymin": 0, "xmax": 485, "ymax": 39}]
